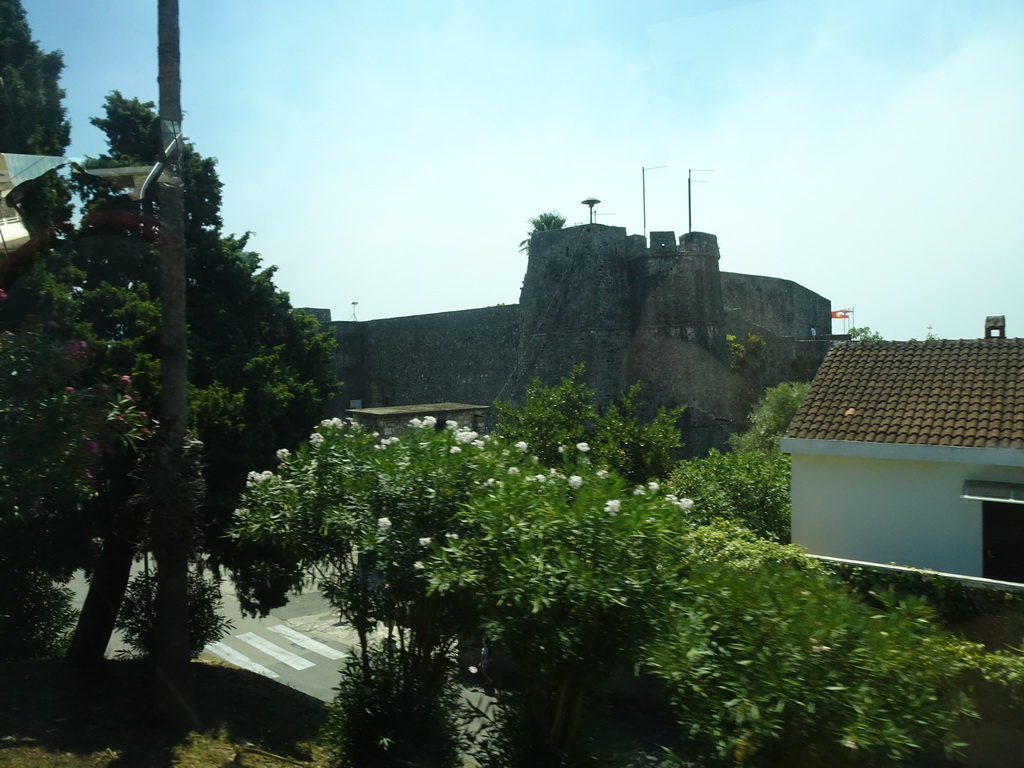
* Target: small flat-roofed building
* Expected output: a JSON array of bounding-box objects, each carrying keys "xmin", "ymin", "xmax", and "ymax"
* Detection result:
[{"xmin": 347, "ymin": 403, "xmax": 489, "ymax": 438}]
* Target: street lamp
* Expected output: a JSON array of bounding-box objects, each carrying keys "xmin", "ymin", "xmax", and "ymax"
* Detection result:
[{"xmin": 581, "ymin": 197, "xmax": 600, "ymax": 224}]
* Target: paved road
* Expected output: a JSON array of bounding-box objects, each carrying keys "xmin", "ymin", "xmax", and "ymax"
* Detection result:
[
  {"xmin": 69, "ymin": 567, "xmax": 354, "ymax": 702},
  {"xmin": 202, "ymin": 581, "xmax": 355, "ymax": 702}
]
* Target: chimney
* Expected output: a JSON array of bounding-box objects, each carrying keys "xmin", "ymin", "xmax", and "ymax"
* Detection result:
[{"xmin": 984, "ymin": 315, "xmax": 1006, "ymax": 339}]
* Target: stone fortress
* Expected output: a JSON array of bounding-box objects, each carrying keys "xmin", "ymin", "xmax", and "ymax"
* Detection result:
[{"xmin": 311, "ymin": 224, "xmax": 834, "ymax": 457}]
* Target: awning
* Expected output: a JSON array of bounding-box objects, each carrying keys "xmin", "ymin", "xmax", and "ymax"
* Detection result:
[{"xmin": 962, "ymin": 480, "xmax": 1024, "ymax": 505}]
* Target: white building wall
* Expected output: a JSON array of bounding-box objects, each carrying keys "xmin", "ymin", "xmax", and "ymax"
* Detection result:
[{"xmin": 791, "ymin": 452, "xmax": 1024, "ymax": 577}]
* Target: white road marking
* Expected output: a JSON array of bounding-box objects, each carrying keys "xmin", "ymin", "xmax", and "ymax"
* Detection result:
[
  {"xmin": 237, "ymin": 632, "xmax": 316, "ymax": 670},
  {"xmin": 267, "ymin": 624, "xmax": 348, "ymax": 660},
  {"xmin": 205, "ymin": 641, "xmax": 279, "ymax": 678}
]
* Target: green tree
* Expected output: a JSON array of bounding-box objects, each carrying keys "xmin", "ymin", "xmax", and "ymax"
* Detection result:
[
  {"xmin": 0, "ymin": 0, "xmax": 72, "ymax": 243},
  {"xmin": 494, "ymin": 364, "xmax": 684, "ymax": 484},
  {"xmin": 670, "ymin": 449, "xmax": 791, "ymax": 542},
  {"xmin": 729, "ymin": 380, "xmax": 809, "ymax": 455},
  {"xmin": 518, "ymin": 210, "xmax": 566, "ymax": 252},
  {"xmin": 1, "ymin": 90, "xmax": 338, "ymax": 666},
  {"xmin": 493, "ymin": 364, "xmax": 595, "ymax": 467},
  {"xmin": 0, "ymin": 0, "xmax": 69, "ymax": 156},
  {"xmin": 849, "ymin": 326, "xmax": 883, "ymax": 341},
  {"xmin": 0, "ymin": 325, "xmax": 144, "ymax": 660}
]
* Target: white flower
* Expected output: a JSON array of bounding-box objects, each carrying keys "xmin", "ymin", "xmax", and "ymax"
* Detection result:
[
  {"xmin": 596, "ymin": 469, "xmax": 609, "ymax": 478},
  {"xmin": 422, "ymin": 415, "xmax": 437, "ymax": 427},
  {"xmin": 647, "ymin": 481, "xmax": 660, "ymax": 492},
  {"xmin": 450, "ymin": 446, "xmax": 462, "ymax": 454},
  {"xmin": 472, "ymin": 440, "xmax": 485, "ymax": 448},
  {"xmin": 276, "ymin": 448, "xmax": 291, "ymax": 461},
  {"xmin": 842, "ymin": 739, "xmax": 858, "ymax": 750},
  {"xmin": 677, "ymin": 497, "xmax": 695, "ymax": 510},
  {"xmin": 309, "ymin": 432, "xmax": 325, "ymax": 446},
  {"xmin": 576, "ymin": 442, "xmax": 590, "ymax": 453},
  {"xmin": 508, "ymin": 467, "xmax": 520, "ymax": 475},
  {"xmin": 445, "ymin": 420, "xmax": 458, "ymax": 430},
  {"xmin": 374, "ymin": 444, "xmax": 386, "ymax": 451},
  {"xmin": 384, "ymin": 436, "xmax": 400, "ymax": 445},
  {"xmin": 533, "ymin": 474, "xmax": 547, "ymax": 483},
  {"xmin": 445, "ymin": 532, "xmax": 460, "ymax": 540},
  {"xmin": 413, "ymin": 561, "xmax": 425, "ymax": 570},
  {"xmin": 454, "ymin": 429, "xmax": 478, "ymax": 443},
  {"xmin": 245, "ymin": 470, "xmax": 274, "ymax": 487},
  {"xmin": 515, "ymin": 441, "xmax": 528, "ymax": 452},
  {"xmin": 377, "ymin": 517, "xmax": 392, "ymax": 530},
  {"xmin": 486, "ymin": 477, "xmax": 497, "ymax": 486},
  {"xmin": 408, "ymin": 417, "xmax": 423, "ymax": 428},
  {"xmin": 319, "ymin": 417, "xmax": 343, "ymax": 428},
  {"xmin": 419, "ymin": 537, "xmax": 432, "ymax": 546},
  {"xmin": 568, "ymin": 475, "xmax": 584, "ymax": 489},
  {"xmin": 633, "ymin": 487, "xmax": 646, "ymax": 496},
  {"xmin": 604, "ymin": 499, "xmax": 621, "ymax": 515},
  {"xmin": 558, "ymin": 444, "xmax": 567, "ymax": 454}
]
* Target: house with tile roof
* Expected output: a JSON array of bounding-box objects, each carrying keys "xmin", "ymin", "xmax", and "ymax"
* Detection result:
[{"xmin": 781, "ymin": 331, "xmax": 1024, "ymax": 581}]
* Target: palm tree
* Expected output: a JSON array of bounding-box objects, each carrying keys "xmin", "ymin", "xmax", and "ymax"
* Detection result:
[{"xmin": 519, "ymin": 210, "xmax": 566, "ymax": 252}]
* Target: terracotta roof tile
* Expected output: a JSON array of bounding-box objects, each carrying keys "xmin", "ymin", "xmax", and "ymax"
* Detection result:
[{"xmin": 786, "ymin": 339, "xmax": 1024, "ymax": 449}]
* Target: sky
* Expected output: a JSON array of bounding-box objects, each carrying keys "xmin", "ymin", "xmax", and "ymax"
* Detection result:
[{"xmin": 19, "ymin": 0, "xmax": 1024, "ymax": 340}]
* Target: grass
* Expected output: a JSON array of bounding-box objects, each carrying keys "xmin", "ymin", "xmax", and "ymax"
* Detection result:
[{"xmin": 0, "ymin": 658, "xmax": 329, "ymax": 767}]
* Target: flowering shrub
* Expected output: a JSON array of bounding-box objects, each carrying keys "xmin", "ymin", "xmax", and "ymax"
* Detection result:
[
  {"xmin": 0, "ymin": 325, "xmax": 147, "ymax": 660},
  {"xmin": 233, "ymin": 415, "xmax": 1024, "ymax": 766}
]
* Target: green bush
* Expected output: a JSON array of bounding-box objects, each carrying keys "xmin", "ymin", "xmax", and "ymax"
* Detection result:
[
  {"xmin": 322, "ymin": 642, "xmax": 465, "ymax": 768},
  {"xmin": 648, "ymin": 538, "xmax": 977, "ymax": 766},
  {"xmin": 114, "ymin": 569, "xmax": 232, "ymax": 659},
  {"xmin": 670, "ymin": 450, "xmax": 791, "ymax": 542},
  {"xmin": 0, "ymin": 569, "xmax": 77, "ymax": 661}
]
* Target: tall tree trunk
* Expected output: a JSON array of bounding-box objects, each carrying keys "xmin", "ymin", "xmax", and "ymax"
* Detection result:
[
  {"xmin": 151, "ymin": 0, "xmax": 196, "ymax": 730},
  {"xmin": 65, "ymin": 523, "xmax": 137, "ymax": 665}
]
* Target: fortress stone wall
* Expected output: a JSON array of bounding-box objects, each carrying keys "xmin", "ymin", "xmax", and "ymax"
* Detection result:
[{"xmin": 317, "ymin": 224, "xmax": 832, "ymax": 457}]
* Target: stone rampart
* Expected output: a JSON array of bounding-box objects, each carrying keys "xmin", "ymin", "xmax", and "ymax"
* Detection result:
[
  {"xmin": 314, "ymin": 224, "xmax": 835, "ymax": 455},
  {"xmin": 326, "ymin": 305, "xmax": 520, "ymax": 416}
]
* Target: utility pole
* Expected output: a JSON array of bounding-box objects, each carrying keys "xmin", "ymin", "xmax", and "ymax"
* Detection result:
[
  {"xmin": 152, "ymin": 0, "xmax": 197, "ymax": 729},
  {"xmin": 642, "ymin": 165, "xmax": 666, "ymax": 239},
  {"xmin": 687, "ymin": 168, "xmax": 713, "ymax": 233}
]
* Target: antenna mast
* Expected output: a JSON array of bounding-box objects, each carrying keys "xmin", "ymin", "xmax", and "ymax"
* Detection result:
[{"xmin": 688, "ymin": 169, "xmax": 713, "ymax": 233}]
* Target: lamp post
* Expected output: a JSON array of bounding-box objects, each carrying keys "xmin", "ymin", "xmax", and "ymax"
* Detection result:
[{"xmin": 581, "ymin": 197, "xmax": 600, "ymax": 224}]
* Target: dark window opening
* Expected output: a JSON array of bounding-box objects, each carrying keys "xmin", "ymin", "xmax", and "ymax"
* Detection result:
[{"xmin": 983, "ymin": 500, "xmax": 1024, "ymax": 582}]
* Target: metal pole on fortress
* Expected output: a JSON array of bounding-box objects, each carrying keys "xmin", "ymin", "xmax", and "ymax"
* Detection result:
[
  {"xmin": 581, "ymin": 197, "xmax": 600, "ymax": 224},
  {"xmin": 688, "ymin": 169, "xmax": 713, "ymax": 232},
  {"xmin": 642, "ymin": 165, "xmax": 666, "ymax": 238}
]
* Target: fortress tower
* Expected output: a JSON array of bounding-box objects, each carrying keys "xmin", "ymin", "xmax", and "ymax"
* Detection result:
[{"xmin": 322, "ymin": 223, "xmax": 833, "ymax": 456}]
